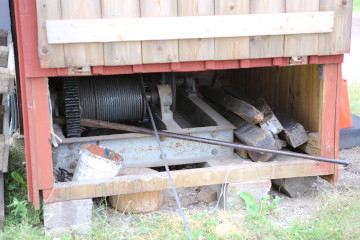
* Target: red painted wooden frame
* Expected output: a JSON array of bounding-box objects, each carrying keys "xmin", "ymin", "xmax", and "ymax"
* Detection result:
[{"xmin": 12, "ymin": 0, "xmax": 342, "ymax": 209}]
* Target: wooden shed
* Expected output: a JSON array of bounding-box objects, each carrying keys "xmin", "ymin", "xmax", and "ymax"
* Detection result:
[{"xmin": 11, "ymin": 0, "xmax": 353, "ymax": 209}]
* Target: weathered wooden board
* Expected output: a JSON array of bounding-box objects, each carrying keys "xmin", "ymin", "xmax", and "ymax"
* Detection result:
[
  {"xmin": 36, "ymin": 0, "xmax": 65, "ymax": 68},
  {"xmin": 285, "ymin": 0, "xmax": 320, "ymax": 57},
  {"xmin": 102, "ymin": 0, "xmax": 142, "ymax": 66},
  {"xmin": 200, "ymin": 86, "xmax": 264, "ymax": 124},
  {"xmin": 253, "ymin": 97, "xmax": 283, "ymax": 136},
  {"xmin": 61, "ymin": 0, "xmax": 104, "ymax": 67},
  {"xmin": 36, "ymin": 0, "xmax": 352, "ymax": 68},
  {"xmin": 47, "ymin": 12, "xmax": 335, "ymax": 44},
  {"xmin": 140, "ymin": 0, "xmax": 178, "ymax": 64},
  {"xmin": 332, "ymin": 0, "xmax": 353, "ymax": 54},
  {"xmin": 299, "ymin": 132, "xmax": 320, "ymax": 156},
  {"xmin": 214, "ymin": 0, "xmax": 250, "ymax": 60},
  {"xmin": 43, "ymin": 156, "xmax": 335, "ymax": 203},
  {"xmin": 318, "ymin": 0, "xmax": 354, "ymax": 55},
  {"xmin": 178, "ymin": 0, "xmax": 215, "ymax": 61},
  {"xmin": 223, "ymin": 110, "xmax": 276, "ymax": 162},
  {"xmin": 250, "ymin": 0, "xmax": 285, "ymax": 58},
  {"xmin": 272, "ymin": 176, "xmax": 317, "ymax": 198},
  {"xmin": 319, "ymin": 0, "xmax": 335, "ymax": 55},
  {"xmin": 274, "ymin": 110, "xmax": 309, "ymax": 148}
]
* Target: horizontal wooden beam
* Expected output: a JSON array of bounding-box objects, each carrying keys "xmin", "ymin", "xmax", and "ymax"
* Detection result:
[
  {"xmin": 46, "ymin": 12, "xmax": 334, "ymax": 44},
  {"xmin": 42, "ymin": 156, "xmax": 334, "ymax": 203}
]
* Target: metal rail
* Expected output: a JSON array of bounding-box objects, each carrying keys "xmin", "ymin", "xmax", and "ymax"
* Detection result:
[{"xmin": 54, "ymin": 117, "xmax": 350, "ymax": 166}]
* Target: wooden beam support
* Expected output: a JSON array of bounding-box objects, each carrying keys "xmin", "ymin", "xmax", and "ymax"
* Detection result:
[
  {"xmin": 43, "ymin": 156, "xmax": 334, "ymax": 204},
  {"xmin": 274, "ymin": 110, "xmax": 309, "ymax": 148},
  {"xmin": 200, "ymin": 86, "xmax": 264, "ymax": 124},
  {"xmin": 46, "ymin": 12, "xmax": 335, "ymax": 44}
]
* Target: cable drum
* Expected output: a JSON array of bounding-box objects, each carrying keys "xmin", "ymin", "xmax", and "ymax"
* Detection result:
[{"xmin": 79, "ymin": 75, "xmax": 146, "ymax": 123}]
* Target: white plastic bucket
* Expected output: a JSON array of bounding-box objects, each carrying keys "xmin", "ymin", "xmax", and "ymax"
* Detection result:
[{"xmin": 72, "ymin": 144, "xmax": 124, "ymax": 181}]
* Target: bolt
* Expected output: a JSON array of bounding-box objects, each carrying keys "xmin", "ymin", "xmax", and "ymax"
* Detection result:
[
  {"xmin": 229, "ymin": 5, "xmax": 235, "ymax": 10},
  {"xmin": 212, "ymin": 149, "xmax": 218, "ymax": 155},
  {"xmin": 211, "ymin": 131, "xmax": 218, "ymax": 138},
  {"xmin": 70, "ymin": 162, "xmax": 77, "ymax": 169},
  {"xmin": 160, "ymin": 154, "xmax": 167, "ymax": 159},
  {"xmin": 160, "ymin": 136, "xmax": 166, "ymax": 142},
  {"xmin": 68, "ymin": 143, "xmax": 76, "ymax": 150}
]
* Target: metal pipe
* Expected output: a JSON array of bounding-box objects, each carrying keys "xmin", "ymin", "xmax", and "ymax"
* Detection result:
[{"xmin": 53, "ymin": 117, "xmax": 350, "ymax": 166}]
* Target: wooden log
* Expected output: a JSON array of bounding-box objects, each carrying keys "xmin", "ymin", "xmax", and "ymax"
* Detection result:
[
  {"xmin": 109, "ymin": 168, "xmax": 164, "ymax": 213},
  {"xmin": 211, "ymin": 105, "xmax": 276, "ymax": 162},
  {"xmin": 299, "ymin": 132, "xmax": 320, "ymax": 156},
  {"xmin": 253, "ymin": 97, "xmax": 283, "ymax": 136},
  {"xmin": 272, "ymin": 176, "xmax": 317, "ymax": 198},
  {"xmin": 274, "ymin": 110, "xmax": 309, "ymax": 148},
  {"xmin": 0, "ymin": 47, "xmax": 8, "ymax": 68},
  {"xmin": 224, "ymin": 87, "xmax": 283, "ymax": 135},
  {"xmin": 235, "ymin": 141, "xmax": 248, "ymax": 159},
  {"xmin": 200, "ymin": 86, "xmax": 264, "ymax": 124}
]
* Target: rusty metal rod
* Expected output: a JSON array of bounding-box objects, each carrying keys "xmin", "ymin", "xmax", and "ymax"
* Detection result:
[{"xmin": 53, "ymin": 117, "xmax": 350, "ymax": 166}]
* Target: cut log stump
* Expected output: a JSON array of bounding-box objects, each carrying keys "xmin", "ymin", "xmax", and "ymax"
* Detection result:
[
  {"xmin": 274, "ymin": 110, "xmax": 308, "ymax": 148},
  {"xmin": 272, "ymin": 176, "xmax": 317, "ymax": 198},
  {"xmin": 109, "ymin": 168, "xmax": 164, "ymax": 213}
]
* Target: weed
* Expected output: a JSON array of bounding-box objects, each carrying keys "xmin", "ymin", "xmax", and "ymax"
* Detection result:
[{"xmin": 240, "ymin": 192, "xmax": 281, "ymax": 220}]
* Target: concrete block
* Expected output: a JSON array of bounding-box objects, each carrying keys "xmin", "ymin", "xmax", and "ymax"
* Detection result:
[
  {"xmin": 214, "ymin": 180, "xmax": 272, "ymax": 211},
  {"xmin": 44, "ymin": 199, "xmax": 93, "ymax": 236}
]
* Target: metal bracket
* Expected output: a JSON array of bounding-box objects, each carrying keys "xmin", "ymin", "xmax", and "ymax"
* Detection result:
[
  {"xmin": 67, "ymin": 66, "xmax": 91, "ymax": 75},
  {"xmin": 288, "ymin": 56, "xmax": 308, "ymax": 66}
]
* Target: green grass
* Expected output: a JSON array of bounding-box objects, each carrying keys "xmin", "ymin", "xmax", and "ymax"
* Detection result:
[
  {"xmin": 348, "ymin": 82, "xmax": 360, "ymax": 116},
  {"xmin": 354, "ymin": 0, "xmax": 360, "ymax": 12},
  {"xmin": 1, "ymin": 145, "xmax": 360, "ymax": 240}
]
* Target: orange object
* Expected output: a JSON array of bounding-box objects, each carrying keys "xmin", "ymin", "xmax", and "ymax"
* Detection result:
[{"xmin": 340, "ymin": 79, "xmax": 353, "ymax": 129}]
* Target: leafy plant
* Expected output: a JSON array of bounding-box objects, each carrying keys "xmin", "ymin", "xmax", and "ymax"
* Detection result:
[
  {"xmin": 11, "ymin": 171, "xmax": 27, "ymax": 188},
  {"xmin": 240, "ymin": 192, "xmax": 281, "ymax": 220},
  {"xmin": 7, "ymin": 197, "xmax": 28, "ymax": 222}
]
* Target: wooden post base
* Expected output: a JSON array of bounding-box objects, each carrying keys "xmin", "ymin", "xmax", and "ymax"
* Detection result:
[{"xmin": 109, "ymin": 168, "xmax": 164, "ymax": 213}]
